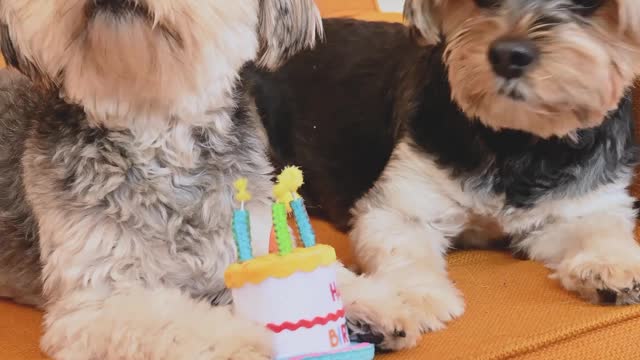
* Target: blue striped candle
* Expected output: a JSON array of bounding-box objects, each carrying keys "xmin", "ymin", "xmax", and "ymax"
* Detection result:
[
  {"xmin": 232, "ymin": 209, "xmax": 253, "ymax": 261},
  {"xmin": 291, "ymin": 197, "xmax": 316, "ymax": 247}
]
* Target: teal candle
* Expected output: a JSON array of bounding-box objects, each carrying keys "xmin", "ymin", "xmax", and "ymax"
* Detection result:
[
  {"xmin": 291, "ymin": 197, "xmax": 315, "ymax": 247},
  {"xmin": 232, "ymin": 209, "xmax": 253, "ymax": 261}
]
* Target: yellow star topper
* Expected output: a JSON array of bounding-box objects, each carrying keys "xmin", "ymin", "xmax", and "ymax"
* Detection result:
[
  {"xmin": 234, "ymin": 178, "xmax": 252, "ymax": 203},
  {"xmin": 277, "ymin": 166, "xmax": 304, "ymax": 198},
  {"xmin": 273, "ymin": 166, "xmax": 305, "ymax": 212}
]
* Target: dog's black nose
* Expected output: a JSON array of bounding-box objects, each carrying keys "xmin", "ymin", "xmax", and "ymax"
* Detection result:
[{"xmin": 488, "ymin": 38, "xmax": 538, "ymax": 79}]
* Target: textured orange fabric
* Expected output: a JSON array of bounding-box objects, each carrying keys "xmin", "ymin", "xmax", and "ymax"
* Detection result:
[
  {"xmin": 517, "ymin": 317, "xmax": 640, "ymax": 360},
  {"xmin": 317, "ymin": 225, "xmax": 640, "ymax": 360},
  {"xmin": 379, "ymin": 251, "xmax": 640, "ymax": 360},
  {"xmin": 0, "ymin": 302, "xmax": 45, "ymax": 359},
  {"xmin": 348, "ymin": 11, "xmax": 403, "ymax": 23},
  {"xmin": 314, "ymin": 0, "xmax": 380, "ymax": 19}
]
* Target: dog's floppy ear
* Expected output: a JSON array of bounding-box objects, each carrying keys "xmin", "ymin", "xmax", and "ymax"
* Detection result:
[
  {"xmin": 0, "ymin": 22, "xmax": 52, "ymax": 87},
  {"xmin": 404, "ymin": 0, "xmax": 443, "ymax": 46},
  {"xmin": 0, "ymin": 22, "xmax": 23, "ymax": 71},
  {"xmin": 257, "ymin": 0, "xmax": 324, "ymax": 69}
]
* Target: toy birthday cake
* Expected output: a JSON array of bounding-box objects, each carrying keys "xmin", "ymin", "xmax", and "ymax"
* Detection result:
[{"xmin": 224, "ymin": 167, "xmax": 375, "ymax": 360}]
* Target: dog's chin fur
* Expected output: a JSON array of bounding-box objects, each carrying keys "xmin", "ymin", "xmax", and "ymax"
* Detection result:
[{"xmin": 248, "ymin": 15, "xmax": 640, "ymax": 350}]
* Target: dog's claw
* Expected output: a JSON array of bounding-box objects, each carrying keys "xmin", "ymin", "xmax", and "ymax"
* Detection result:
[
  {"xmin": 347, "ymin": 321, "xmax": 385, "ymax": 345},
  {"xmin": 596, "ymin": 289, "xmax": 618, "ymax": 305}
]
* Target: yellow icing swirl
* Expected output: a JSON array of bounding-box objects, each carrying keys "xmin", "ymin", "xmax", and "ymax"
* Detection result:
[{"xmin": 224, "ymin": 244, "xmax": 336, "ymax": 289}]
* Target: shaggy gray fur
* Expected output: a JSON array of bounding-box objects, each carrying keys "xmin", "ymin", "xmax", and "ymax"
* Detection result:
[
  {"xmin": 0, "ymin": 68, "xmax": 273, "ymax": 306},
  {"xmin": 0, "ymin": 69, "xmax": 42, "ymax": 307}
]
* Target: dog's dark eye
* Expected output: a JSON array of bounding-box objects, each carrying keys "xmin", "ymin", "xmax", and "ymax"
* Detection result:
[
  {"xmin": 571, "ymin": 0, "xmax": 605, "ymax": 16},
  {"xmin": 475, "ymin": 0, "xmax": 501, "ymax": 9}
]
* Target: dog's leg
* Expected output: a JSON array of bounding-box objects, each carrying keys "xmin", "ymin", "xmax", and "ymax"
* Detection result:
[
  {"xmin": 342, "ymin": 208, "xmax": 465, "ymax": 350},
  {"xmin": 337, "ymin": 143, "xmax": 466, "ymax": 351},
  {"xmin": 33, "ymin": 206, "xmax": 272, "ymax": 360},
  {"xmin": 511, "ymin": 183, "xmax": 640, "ymax": 305},
  {"xmin": 0, "ymin": 269, "xmax": 42, "ymax": 308},
  {"xmin": 42, "ymin": 287, "xmax": 272, "ymax": 360},
  {"xmin": 0, "ymin": 69, "xmax": 43, "ymax": 308},
  {"xmin": 336, "ymin": 264, "xmax": 418, "ymax": 350}
]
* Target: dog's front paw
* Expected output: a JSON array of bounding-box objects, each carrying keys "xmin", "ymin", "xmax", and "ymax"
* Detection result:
[
  {"xmin": 396, "ymin": 276, "xmax": 465, "ymax": 333},
  {"xmin": 343, "ymin": 280, "xmax": 421, "ymax": 351},
  {"xmin": 42, "ymin": 295, "xmax": 273, "ymax": 360},
  {"xmin": 555, "ymin": 251, "xmax": 640, "ymax": 305},
  {"xmin": 202, "ymin": 313, "xmax": 273, "ymax": 360},
  {"xmin": 341, "ymin": 274, "xmax": 464, "ymax": 352}
]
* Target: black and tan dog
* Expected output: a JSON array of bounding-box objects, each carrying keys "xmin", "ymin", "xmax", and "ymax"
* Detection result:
[
  {"xmin": 0, "ymin": 1, "xmax": 410, "ymax": 359},
  {"xmin": 248, "ymin": 0, "xmax": 640, "ymax": 350}
]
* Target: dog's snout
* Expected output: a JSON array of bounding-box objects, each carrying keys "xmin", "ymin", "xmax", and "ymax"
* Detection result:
[{"xmin": 488, "ymin": 38, "xmax": 539, "ymax": 79}]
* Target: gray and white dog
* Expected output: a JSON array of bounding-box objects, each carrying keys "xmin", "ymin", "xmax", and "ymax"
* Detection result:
[{"xmin": 0, "ymin": 1, "xmax": 405, "ymax": 359}]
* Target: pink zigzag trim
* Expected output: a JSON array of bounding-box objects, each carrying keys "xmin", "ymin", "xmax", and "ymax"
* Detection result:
[{"xmin": 266, "ymin": 308, "xmax": 345, "ymax": 333}]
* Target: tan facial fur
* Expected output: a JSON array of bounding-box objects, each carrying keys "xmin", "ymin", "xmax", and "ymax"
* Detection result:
[
  {"xmin": 405, "ymin": 0, "xmax": 640, "ymax": 138},
  {"xmin": 0, "ymin": 0, "xmax": 322, "ymax": 127}
]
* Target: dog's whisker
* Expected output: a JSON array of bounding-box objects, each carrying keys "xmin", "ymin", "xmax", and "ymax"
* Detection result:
[{"xmin": 532, "ymin": 74, "xmax": 553, "ymax": 81}]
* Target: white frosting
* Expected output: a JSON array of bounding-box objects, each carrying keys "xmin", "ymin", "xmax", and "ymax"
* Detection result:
[{"xmin": 231, "ymin": 264, "xmax": 351, "ymax": 358}]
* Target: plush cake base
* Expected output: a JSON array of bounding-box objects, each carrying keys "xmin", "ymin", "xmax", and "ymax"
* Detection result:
[
  {"xmin": 232, "ymin": 264, "xmax": 348, "ymax": 358},
  {"xmin": 224, "ymin": 245, "xmax": 372, "ymax": 359}
]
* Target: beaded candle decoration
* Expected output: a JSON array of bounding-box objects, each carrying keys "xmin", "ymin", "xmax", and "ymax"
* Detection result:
[
  {"xmin": 232, "ymin": 178, "xmax": 253, "ymax": 262},
  {"xmin": 225, "ymin": 167, "xmax": 375, "ymax": 360}
]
